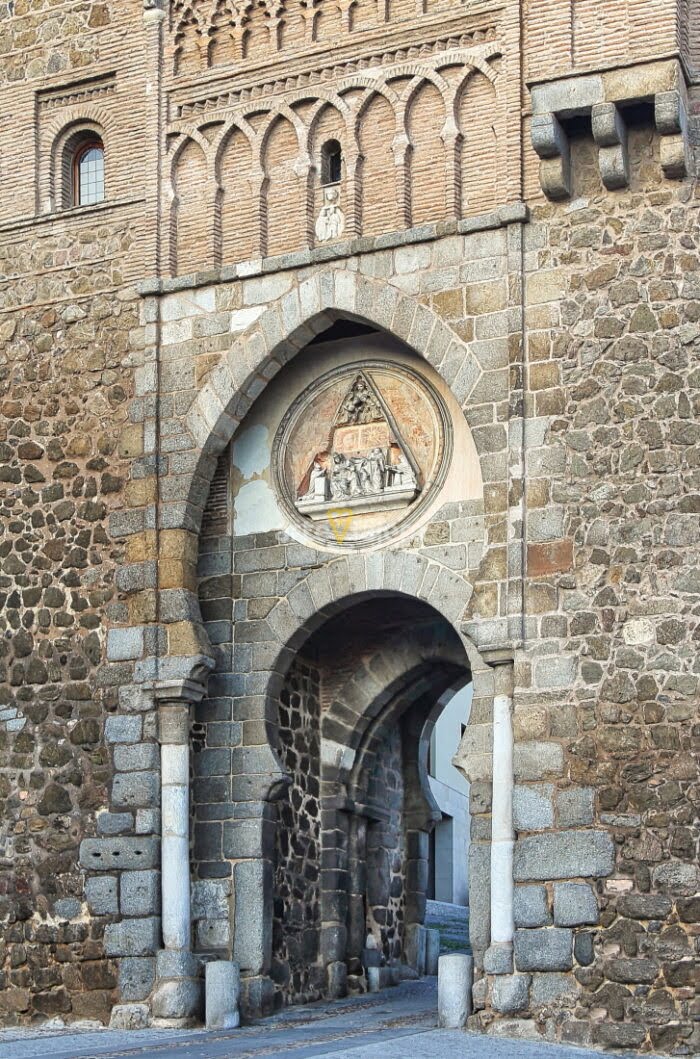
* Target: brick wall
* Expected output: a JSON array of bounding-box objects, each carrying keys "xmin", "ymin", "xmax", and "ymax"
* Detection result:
[{"xmin": 524, "ymin": 0, "xmax": 681, "ymax": 84}]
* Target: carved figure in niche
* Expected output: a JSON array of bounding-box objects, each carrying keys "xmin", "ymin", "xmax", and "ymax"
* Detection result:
[
  {"xmin": 338, "ymin": 374, "xmax": 383, "ymax": 425},
  {"xmin": 315, "ymin": 187, "xmax": 345, "ymax": 243}
]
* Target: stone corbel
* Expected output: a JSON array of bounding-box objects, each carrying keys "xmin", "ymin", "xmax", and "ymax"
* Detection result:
[
  {"xmin": 655, "ymin": 90, "xmax": 689, "ymax": 180},
  {"xmin": 530, "ymin": 113, "xmax": 571, "ymax": 201},
  {"xmin": 592, "ymin": 103, "xmax": 629, "ymax": 190}
]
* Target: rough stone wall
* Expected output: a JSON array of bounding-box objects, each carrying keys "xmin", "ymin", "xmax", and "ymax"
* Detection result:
[
  {"xmin": 272, "ymin": 656, "xmax": 323, "ymax": 1005},
  {"xmin": 0, "ymin": 216, "xmax": 142, "ymax": 1021},
  {"xmin": 465, "ymin": 126, "xmax": 700, "ymax": 1054},
  {"xmin": 0, "ymin": 0, "xmax": 156, "ymax": 1024},
  {"xmin": 364, "ymin": 725, "xmax": 406, "ymax": 965}
]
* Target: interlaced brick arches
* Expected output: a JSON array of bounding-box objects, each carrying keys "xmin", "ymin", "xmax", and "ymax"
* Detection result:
[
  {"xmin": 169, "ymin": 0, "xmax": 492, "ymax": 74},
  {"xmin": 168, "ymin": 49, "xmax": 504, "ymax": 273}
]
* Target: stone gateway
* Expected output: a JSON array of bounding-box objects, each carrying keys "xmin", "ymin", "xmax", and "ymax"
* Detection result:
[{"xmin": 0, "ymin": 0, "xmax": 698, "ymax": 1054}]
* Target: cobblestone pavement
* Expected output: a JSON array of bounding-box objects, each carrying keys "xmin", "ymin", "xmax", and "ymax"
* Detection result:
[{"xmin": 0, "ymin": 981, "xmax": 659, "ymax": 1059}]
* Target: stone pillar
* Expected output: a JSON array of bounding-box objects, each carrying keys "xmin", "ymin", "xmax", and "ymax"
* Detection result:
[
  {"xmin": 484, "ymin": 659, "xmax": 514, "ymax": 975},
  {"xmin": 152, "ymin": 678, "xmax": 207, "ymax": 1024},
  {"xmin": 160, "ymin": 706, "xmax": 190, "ymax": 951},
  {"xmin": 205, "ymin": 961, "xmax": 241, "ymax": 1030},
  {"xmin": 438, "ymin": 953, "xmax": 473, "ymax": 1028}
]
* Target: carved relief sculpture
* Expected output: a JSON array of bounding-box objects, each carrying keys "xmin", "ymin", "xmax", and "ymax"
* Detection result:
[
  {"xmin": 274, "ymin": 361, "xmax": 451, "ymax": 545},
  {"xmin": 314, "ymin": 186, "xmax": 346, "ymax": 243},
  {"xmin": 296, "ymin": 371, "xmax": 419, "ymax": 518}
]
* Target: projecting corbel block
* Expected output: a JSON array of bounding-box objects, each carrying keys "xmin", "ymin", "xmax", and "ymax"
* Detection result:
[
  {"xmin": 592, "ymin": 102, "xmax": 629, "ymax": 190},
  {"xmin": 531, "ymin": 113, "xmax": 571, "ymax": 201},
  {"xmin": 655, "ymin": 90, "xmax": 690, "ymax": 180}
]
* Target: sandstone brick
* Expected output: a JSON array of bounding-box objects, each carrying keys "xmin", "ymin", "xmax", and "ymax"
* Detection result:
[{"xmin": 527, "ymin": 540, "xmax": 574, "ymax": 577}]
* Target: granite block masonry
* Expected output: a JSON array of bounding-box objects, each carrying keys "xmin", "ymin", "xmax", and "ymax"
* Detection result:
[{"xmin": 0, "ymin": 0, "xmax": 699, "ymax": 1053}]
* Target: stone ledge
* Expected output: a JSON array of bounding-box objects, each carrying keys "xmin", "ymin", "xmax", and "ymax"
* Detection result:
[
  {"xmin": 0, "ymin": 196, "xmax": 147, "ymax": 235},
  {"xmin": 135, "ymin": 204, "xmax": 529, "ymax": 298}
]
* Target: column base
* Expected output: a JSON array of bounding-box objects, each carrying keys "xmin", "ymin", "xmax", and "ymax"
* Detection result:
[{"xmin": 151, "ymin": 950, "xmax": 203, "ymax": 1022}]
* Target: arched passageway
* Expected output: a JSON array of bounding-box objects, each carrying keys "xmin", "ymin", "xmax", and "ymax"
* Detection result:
[
  {"xmin": 268, "ymin": 596, "xmax": 471, "ymax": 1006},
  {"xmin": 189, "ymin": 305, "xmax": 489, "ymax": 1017}
]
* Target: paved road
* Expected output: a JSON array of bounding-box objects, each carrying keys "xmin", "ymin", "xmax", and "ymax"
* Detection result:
[{"xmin": 0, "ymin": 980, "xmax": 657, "ymax": 1059}]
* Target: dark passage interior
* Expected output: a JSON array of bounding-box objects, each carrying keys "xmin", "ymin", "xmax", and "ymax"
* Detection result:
[{"xmin": 269, "ymin": 595, "xmax": 471, "ymax": 1008}]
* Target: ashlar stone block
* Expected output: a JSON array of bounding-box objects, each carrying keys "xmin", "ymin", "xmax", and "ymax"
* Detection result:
[
  {"xmin": 553, "ymin": 883, "xmax": 599, "ymax": 927},
  {"xmin": 85, "ymin": 875, "xmax": 118, "ymax": 915},
  {"xmin": 492, "ymin": 974, "xmax": 531, "ymax": 1015},
  {"xmin": 104, "ymin": 917, "xmax": 161, "ymax": 957},
  {"xmin": 119, "ymin": 957, "xmax": 156, "ymax": 1002},
  {"xmin": 513, "ymin": 785, "xmax": 554, "ymax": 832},
  {"xmin": 514, "ymin": 928, "xmax": 573, "ymax": 972},
  {"xmin": 120, "ymin": 870, "xmax": 160, "ymax": 916},
  {"xmin": 514, "ymin": 830, "xmax": 615, "ymax": 881},
  {"xmin": 514, "ymin": 885, "xmax": 551, "ymax": 928}
]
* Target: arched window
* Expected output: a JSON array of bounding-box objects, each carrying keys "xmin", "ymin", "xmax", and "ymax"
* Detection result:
[
  {"xmin": 320, "ymin": 139, "xmax": 342, "ymax": 185},
  {"xmin": 73, "ymin": 138, "xmax": 105, "ymax": 207}
]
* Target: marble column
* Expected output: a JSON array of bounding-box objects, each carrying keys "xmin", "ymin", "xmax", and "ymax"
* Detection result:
[
  {"xmin": 152, "ymin": 678, "xmax": 206, "ymax": 1024},
  {"xmin": 484, "ymin": 659, "xmax": 515, "ymax": 975}
]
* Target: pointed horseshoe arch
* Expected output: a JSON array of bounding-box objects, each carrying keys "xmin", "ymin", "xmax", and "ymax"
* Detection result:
[{"xmin": 183, "ymin": 267, "xmax": 487, "ymax": 533}]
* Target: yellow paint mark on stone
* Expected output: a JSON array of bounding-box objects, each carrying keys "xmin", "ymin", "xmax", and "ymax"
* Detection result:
[{"xmin": 328, "ymin": 508, "xmax": 353, "ymax": 544}]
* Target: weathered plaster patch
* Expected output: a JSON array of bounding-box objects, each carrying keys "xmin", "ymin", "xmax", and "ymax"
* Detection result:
[
  {"xmin": 233, "ymin": 478, "xmax": 283, "ymax": 536},
  {"xmin": 233, "ymin": 424, "xmax": 270, "ymax": 479}
]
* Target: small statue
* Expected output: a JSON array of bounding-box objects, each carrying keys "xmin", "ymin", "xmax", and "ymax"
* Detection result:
[
  {"xmin": 330, "ymin": 453, "xmax": 363, "ymax": 499},
  {"xmin": 315, "ymin": 187, "xmax": 345, "ymax": 244},
  {"xmin": 301, "ymin": 460, "xmax": 328, "ymax": 501},
  {"xmin": 339, "ymin": 375, "xmax": 382, "ymax": 425},
  {"xmin": 390, "ymin": 452, "xmax": 416, "ymax": 489},
  {"xmin": 368, "ymin": 448, "xmax": 386, "ymax": 493}
]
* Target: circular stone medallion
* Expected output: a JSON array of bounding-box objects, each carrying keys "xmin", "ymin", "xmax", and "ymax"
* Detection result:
[{"xmin": 272, "ymin": 361, "xmax": 452, "ymax": 547}]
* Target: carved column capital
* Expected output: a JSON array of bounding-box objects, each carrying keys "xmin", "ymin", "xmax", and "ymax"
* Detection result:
[
  {"xmin": 154, "ymin": 676, "xmax": 209, "ymax": 744},
  {"xmin": 143, "ymin": 0, "xmax": 167, "ymax": 20}
]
